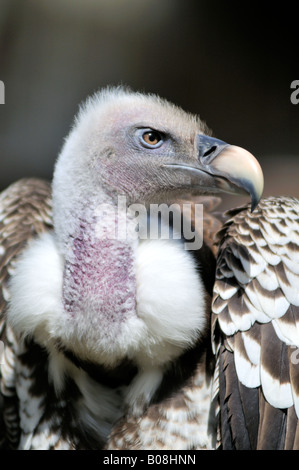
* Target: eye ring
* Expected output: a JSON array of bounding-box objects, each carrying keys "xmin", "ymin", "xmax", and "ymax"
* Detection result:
[{"xmin": 140, "ymin": 129, "xmax": 164, "ymax": 149}]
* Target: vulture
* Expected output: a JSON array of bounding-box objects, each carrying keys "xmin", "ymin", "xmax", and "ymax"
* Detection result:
[{"xmin": 0, "ymin": 86, "xmax": 298, "ymax": 451}]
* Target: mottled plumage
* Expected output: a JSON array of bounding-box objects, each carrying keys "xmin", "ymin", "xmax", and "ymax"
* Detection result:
[
  {"xmin": 212, "ymin": 196, "xmax": 299, "ymax": 449},
  {"xmin": 0, "ymin": 179, "xmax": 53, "ymax": 448}
]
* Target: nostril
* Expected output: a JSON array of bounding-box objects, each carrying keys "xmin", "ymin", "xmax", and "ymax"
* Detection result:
[
  {"xmin": 197, "ymin": 135, "xmax": 228, "ymax": 159},
  {"xmin": 203, "ymin": 145, "xmax": 218, "ymax": 157}
]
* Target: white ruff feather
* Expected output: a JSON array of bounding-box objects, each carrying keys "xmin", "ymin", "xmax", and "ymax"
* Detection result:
[
  {"xmin": 7, "ymin": 229, "xmax": 207, "ymax": 412},
  {"xmin": 135, "ymin": 238, "xmax": 207, "ymax": 365},
  {"xmin": 8, "ymin": 232, "xmax": 206, "ymax": 363}
]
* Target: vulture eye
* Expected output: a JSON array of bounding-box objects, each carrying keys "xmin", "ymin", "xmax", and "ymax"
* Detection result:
[{"xmin": 141, "ymin": 130, "xmax": 164, "ymax": 148}]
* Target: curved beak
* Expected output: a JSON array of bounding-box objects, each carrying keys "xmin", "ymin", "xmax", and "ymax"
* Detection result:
[{"xmin": 164, "ymin": 135, "xmax": 264, "ymax": 211}]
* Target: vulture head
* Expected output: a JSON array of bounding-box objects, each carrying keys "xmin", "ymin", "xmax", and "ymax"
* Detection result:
[
  {"xmin": 53, "ymin": 87, "xmax": 263, "ymax": 220},
  {"xmin": 49, "ymin": 88, "xmax": 263, "ymax": 363},
  {"xmin": 8, "ymin": 87, "xmax": 263, "ymax": 413}
]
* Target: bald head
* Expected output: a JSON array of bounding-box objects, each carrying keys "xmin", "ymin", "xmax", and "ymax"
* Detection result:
[
  {"xmin": 77, "ymin": 86, "xmax": 209, "ymax": 138},
  {"xmin": 53, "ymin": 86, "xmax": 263, "ymax": 238}
]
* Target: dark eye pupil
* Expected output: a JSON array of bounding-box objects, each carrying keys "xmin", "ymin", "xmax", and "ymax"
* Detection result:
[
  {"xmin": 143, "ymin": 130, "xmax": 161, "ymax": 146},
  {"xmin": 148, "ymin": 132, "xmax": 159, "ymax": 142}
]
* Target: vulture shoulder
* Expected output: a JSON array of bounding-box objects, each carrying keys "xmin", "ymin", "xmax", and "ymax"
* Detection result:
[{"xmin": 212, "ymin": 196, "xmax": 299, "ymax": 450}]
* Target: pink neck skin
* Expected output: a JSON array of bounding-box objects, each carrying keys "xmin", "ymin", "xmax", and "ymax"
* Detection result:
[{"xmin": 62, "ymin": 205, "xmax": 137, "ymax": 332}]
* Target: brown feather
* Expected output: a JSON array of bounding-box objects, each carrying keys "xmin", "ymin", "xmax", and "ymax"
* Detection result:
[
  {"xmin": 0, "ymin": 178, "xmax": 52, "ymax": 448},
  {"xmin": 106, "ymin": 348, "xmax": 215, "ymax": 450},
  {"xmin": 212, "ymin": 196, "xmax": 299, "ymax": 450}
]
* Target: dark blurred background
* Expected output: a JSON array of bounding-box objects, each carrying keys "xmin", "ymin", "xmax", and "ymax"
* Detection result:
[{"xmin": 0, "ymin": 0, "xmax": 298, "ymax": 208}]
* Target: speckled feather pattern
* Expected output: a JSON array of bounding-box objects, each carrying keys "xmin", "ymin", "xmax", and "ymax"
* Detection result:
[
  {"xmin": 106, "ymin": 358, "xmax": 216, "ymax": 450},
  {"xmin": 212, "ymin": 196, "xmax": 299, "ymax": 449},
  {"xmin": 0, "ymin": 179, "xmax": 53, "ymax": 448}
]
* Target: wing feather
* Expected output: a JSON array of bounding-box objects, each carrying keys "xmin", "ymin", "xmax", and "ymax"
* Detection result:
[
  {"xmin": 0, "ymin": 178, "xmax": 52, "ymax": 448},
  {"xmin": 257, "ymin": 390, "xmax": 287, "ymax": 450},
  {"xmin": 212, "ymin": 196, "xmax": 299, "ymax": 449},
  {"xmin": 218, "ymin": 346, "xmax": 258, "ymax": 449}
]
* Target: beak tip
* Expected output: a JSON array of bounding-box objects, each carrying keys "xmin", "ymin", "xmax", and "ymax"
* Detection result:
[
  {"xmin": 247, "ymin": 178, "xmax": 264, "ymax": 212},
  {"xmin": 251, "ymin": 198, "xmax": 259, "ymax": 212},
  {"xmin": 208, "ymin": 143, "xmax": 264, "ymax": 211},
  {"xmin": 250, "ymin": 170, "xmax": 264, "ymax": 212}
]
